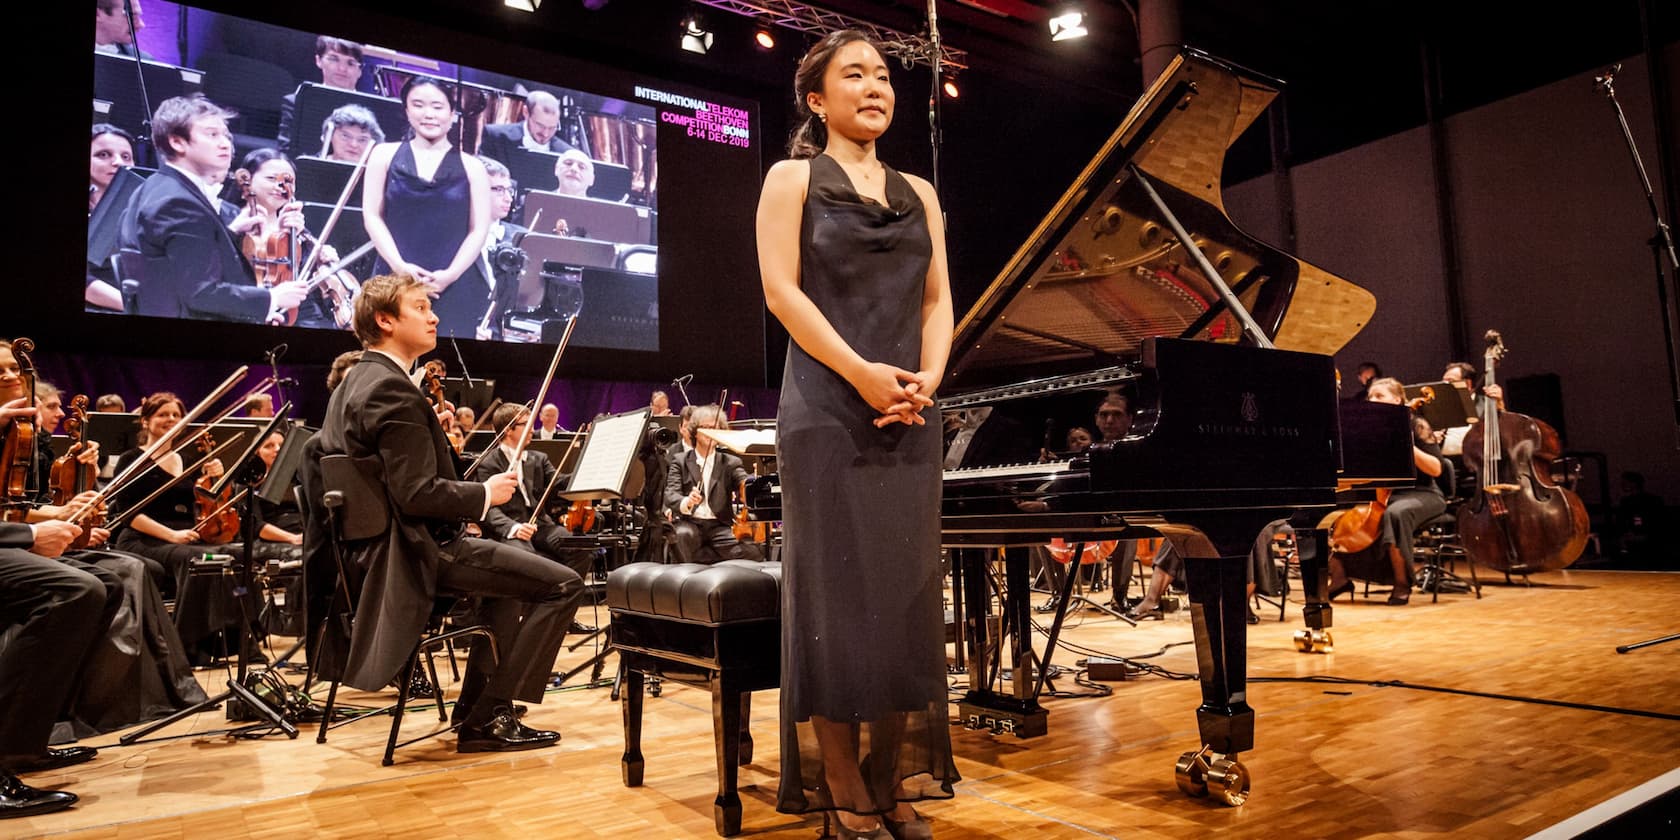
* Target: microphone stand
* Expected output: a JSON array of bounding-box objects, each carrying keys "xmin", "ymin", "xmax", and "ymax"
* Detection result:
[
  {"xmin": 1598, "ymin": 64, "xmax": 1680, "ymax": 428},
  {"xmin": 1598, "ymin": 64, "xmax": 1680, "ymax": 654},
  {"xmin": 671, "ymin": 374, "xmax": 693, "ymax": 408},
  {"xmin": 927, "ymin": 0, "xmax": 943, "ymax": 196},
  {"xmin": 120, "ymin": 0, "xmax": 155, "ymax": 166}
]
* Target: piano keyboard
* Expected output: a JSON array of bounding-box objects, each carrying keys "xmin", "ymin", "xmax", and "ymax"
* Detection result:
[{"xmin": 944, "ymin": 459, "xmax": 1076, "ymax": 483}]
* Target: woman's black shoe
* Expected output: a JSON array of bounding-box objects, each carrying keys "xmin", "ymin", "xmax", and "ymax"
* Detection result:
[
  {"xmin": 1328, "ymin": 580, "xmax": 1355, "ymax": 601},
  {"xmin": 1125, "ymin": 605, "xmax": 1163, "ymax": 621}
]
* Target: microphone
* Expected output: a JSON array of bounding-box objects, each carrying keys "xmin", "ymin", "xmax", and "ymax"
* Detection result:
[
  {"xmin": 262, "ymin": 343, "xmax": 288, "ymax": 361},
  {"xmin": 1594, "ymin": 63, "xmax": 1621, "ymax": 95},
  {"xmin": 672, "ymin": 373, "xmax": 694, "ymax": 385}
]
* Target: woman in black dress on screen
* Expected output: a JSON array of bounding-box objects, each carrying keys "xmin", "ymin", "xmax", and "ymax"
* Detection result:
[
  {"xmin": 362, "ymin": 77, "xmax": 492, "ymax": 339},
  {"xmin": 757, "ymin": 31, "xmax": 957, "ymax": 840}
]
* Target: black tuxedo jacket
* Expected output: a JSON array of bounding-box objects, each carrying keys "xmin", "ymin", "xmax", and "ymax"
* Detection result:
[
  {"xmin": 0, "ymin": 522, "xmax": 32, "ymax": 549},
  {"xmin": 317, "ymin": 352, "xmax": 487, "ymax": 691},
  {"xmin": 119, "ymin": 164, "xmax": 270, "ymax": 322},
  {"xmin": 663, "ymin": 448, "xmax": 749, "ymax": 521},
  {"xmin": 478, "ymin": 122, "xmax": 574, "ymax": 167},
  {"xmin": 476, "ymin": 445, "xmax": 560, "ymax": 535}
]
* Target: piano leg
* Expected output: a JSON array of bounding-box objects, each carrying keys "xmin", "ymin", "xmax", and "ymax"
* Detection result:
[
  {"xmin": 1178, "ymin": 552, "xmax": 1254, "ymax": 806},
  {"xmin": 1293, "ymin": 527, "xmax": 1335, "ymax": 653}
]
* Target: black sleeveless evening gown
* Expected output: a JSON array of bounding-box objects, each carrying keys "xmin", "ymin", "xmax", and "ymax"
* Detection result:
[
  {"xmin": 372, "ymin": 141, "xmax": 489, "ymax": 339},
  {"xmin": 776, "ymin": 154, "xmax": 958, "ymax": 815}
]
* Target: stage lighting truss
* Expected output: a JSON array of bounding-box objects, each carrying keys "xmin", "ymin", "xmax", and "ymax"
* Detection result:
[{"xmin": 690, "ymin": 1, "xmax": 968, "ymax": 71}]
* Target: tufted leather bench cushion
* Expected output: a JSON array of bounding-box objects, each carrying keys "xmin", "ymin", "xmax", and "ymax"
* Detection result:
[{"xmin": 606, "ymin": 560, "xmax": 782, "ymax": 626}]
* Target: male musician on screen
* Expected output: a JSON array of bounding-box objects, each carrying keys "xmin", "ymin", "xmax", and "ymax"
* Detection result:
[
  {"xmin": 478, "ymin": 91, "xmax": 575, "ymax": 164},
  {"xmin": 474, "ymin": 156, "xmax": 526, "ymax": 342},
  {"xmin": 554, "ymin": 148, "xmax": 596, "ymax": 198},
  {"xmin": 277, "ymin": 36, "xmax": 366, "ymax": 157},
  {"xmin": 318, "ymin": 273, "xmax": 583, "ymax": 751},
  {"xmin": 663, "ymin": 404, "xmax": 750, "ymax": 564},
  {"xmin": 118, "ymin": 96, "xmax": 310, "ymax": 323},
  {"xmin": 475, "ymin": 403, "xmax": 601, "ymax": 632},
  {"xmin": 93, "ymin": 0, "xmax": 149, "ymax": 59}
]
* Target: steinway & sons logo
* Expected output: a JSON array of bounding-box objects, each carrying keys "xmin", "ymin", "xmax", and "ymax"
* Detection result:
[{"xmin": 1196, "ymin": 391, "xmax": 1304, "ymax": 438}]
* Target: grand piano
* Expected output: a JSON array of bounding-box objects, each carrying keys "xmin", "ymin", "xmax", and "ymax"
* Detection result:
[{"xmin": 934, "ymin": 47, "xmax": 1409, "ymax": 806}]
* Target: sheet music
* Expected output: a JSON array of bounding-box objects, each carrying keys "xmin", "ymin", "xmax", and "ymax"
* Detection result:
[{"xmin": 564, "ymin": 408, "xmax": 649, "ymax": 499}]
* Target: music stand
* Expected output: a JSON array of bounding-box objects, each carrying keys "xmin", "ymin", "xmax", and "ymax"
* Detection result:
[
  {"xmin": 529, "ymin": 436, "xmax": 584, "ymax": 473},
  {"xmin": 85, "ymin": 411, "xmax": 138, "ymax": 459},
  {"xmin": 442, "ymin": 376, "xmax": 496, "ymax": 416},
  {"xmin": 121, "ymin": 408, "xmax": 300, "ymax": 745},
  {"xmin": 87, "ymin": 166, "xmax": 148, "ymax": 268},
  {"xmin": 293, "ymin": 156, "xmax": 362, "ymax": 207},
  {"xmin": 291, "ymin": 82, "xmax": 407, "ymax": 157},
  {"xmin": 520, "ymin": 192, "xmax": 652, "ymax": 245},
  {"xmin": 93, "ymin": 53, "xmax": 204, "ymax": 146},
  {"xmin": 562, "ymin": 408, "xmax": 652, "ymax": 501},
  {"xmin": 1405, "ymin": 380, "xmax": 1477, "ymax": 430}
]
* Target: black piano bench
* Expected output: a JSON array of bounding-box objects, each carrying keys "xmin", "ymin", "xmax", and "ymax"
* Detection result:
[{"xmin": 606, "ymin": 560, "xmax": 782, "ymax": 837}]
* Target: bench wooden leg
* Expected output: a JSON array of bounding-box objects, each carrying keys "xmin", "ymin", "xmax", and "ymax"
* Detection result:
[
  {"xmin": 621, "ymin": 667, "xmax": 645, "ymax": 787},
  {"xmin": 738, "ymin": 692, "xmax": 753, "ymax": 766},
  {"xmin": 712, "ymin": 673, "xmax": 743, "ymax": 836}
]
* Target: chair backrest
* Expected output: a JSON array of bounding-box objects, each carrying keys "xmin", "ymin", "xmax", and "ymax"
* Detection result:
[
  {"xmin": 319, "ymin": 454, "xmax": 390, "ymax": 541},
  {"xmin": 1437, "ymin": 456, "xmax": 1458, "ymax": 501},
  {"xmin": 112, "ymin": 250, "xmax": 144, "ymax": 315}
]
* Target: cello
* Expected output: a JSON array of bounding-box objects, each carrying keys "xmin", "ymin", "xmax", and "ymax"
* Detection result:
[{"xmin": 1456, "ymin": 330, "xmax": 1590, "ymax": 573}]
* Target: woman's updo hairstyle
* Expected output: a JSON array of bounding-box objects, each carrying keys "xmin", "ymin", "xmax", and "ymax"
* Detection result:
[{"xmin": 787, "ymin": 29, "xmax": 882, "ymax": 160}]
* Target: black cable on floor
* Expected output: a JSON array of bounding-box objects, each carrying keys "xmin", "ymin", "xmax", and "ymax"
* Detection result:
[{"xmin": 1251, "ymin": 675, "xmax": 1680, "ymax": 721}]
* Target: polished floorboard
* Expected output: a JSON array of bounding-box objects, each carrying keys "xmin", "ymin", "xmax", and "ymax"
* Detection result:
[{"xmin": 11, "ymin": 568, "xmax": 1680, "ymax": 839}]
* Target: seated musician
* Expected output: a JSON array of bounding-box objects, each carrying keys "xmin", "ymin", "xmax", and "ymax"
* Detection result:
[
  {"xmin": 319, "ymin": 273, "xmax": 584, "ymax": 751},
  {"xmin": 1443, "ymin": 361, "xmax": 1504, "ymax": 412},
  {"xmin": 316, "ymin": 104, "xmax": 384, "ymax": 163},
  {"xmin": 649, "ymin": 389, "xmax": 672, "ymax": 417},
  {"xmin": 1328, "ymin": 377, "xmax": 1446, "ymax": 606},
  {"xmin": 119, "ymin": 96, "xmax": 310, "ymax": 323},
  {"xmin": 554, "ymin": 149, "xmax": 596, "ymax": 199},
  {"xmin": 93, "ymin": 0, "xmax": 149, "ymax": 58},
  {"xmin": 479, "ymin": 91, "xmax": 575, "ymax": 164},
  {"xmin": 0, "ymin": 359, "xmax": 202, "ymax": 743},
  {"xmin": 87, "ymin": 125, "xmax": 135, "ymax": 312},
  {"xmin": 1124, "ymin": 532, "xmax": 1275, "ymax": 624},
  {"xmin": 110, "ymin": 391, "xmax": 262, "ymax": 663},
  {"xmin": 227, "ymin": 148, "xmax": 347, "ymax": 328},
  {"xmin": 663, "ymin": 404, "xmax": 751, "ymax": 565},
  {"xmin": 0, "ymin": 517, "xmax": 105, "ymax": 819},
  {"xmin": 534, "ymin": 403, "xmax": 564, "ymax": 440},
  {"xmin": 475, "ymin": 403, "xmax": 600, "ymax": 627},
  {"xmin": 1348, "ymin": 361, "xmax": 1383, "ymax": 402},
  {"xmin": 243, "ymin": 393, "xmax": 274, "ymax": 418},
  {"xmin": 277, "ymin": 36, "xmax": 365, "ymax": 157}
]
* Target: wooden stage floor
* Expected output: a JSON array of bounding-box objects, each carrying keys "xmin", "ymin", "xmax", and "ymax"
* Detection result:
[{"xmin": 11, "ymin": 568, "xmax": 1680, "ymax": 839}]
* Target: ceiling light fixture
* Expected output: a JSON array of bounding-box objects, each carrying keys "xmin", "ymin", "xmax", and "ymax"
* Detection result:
[
  {"xmin": 1048, "ymin": 10, "xmax": 1088, "ymax": 42},
  {"xmin": 503, "ymin": 0, "xmax": 541, "ymax": 12},
  {"xmin": 681, "ymin": 14, "xmax": 715, "ymax": 54}
]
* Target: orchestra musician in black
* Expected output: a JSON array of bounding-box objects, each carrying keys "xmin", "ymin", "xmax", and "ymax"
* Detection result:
[
  {"xmin": 318, "ymin": 273, "xmax": 582, "ymax": 751},
  {"xmin": 662, "ymin": 403, "xmax": 750, "ymax": 565}
]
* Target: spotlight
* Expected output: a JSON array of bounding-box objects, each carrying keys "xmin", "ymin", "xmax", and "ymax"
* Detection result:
[
  {"xmin": 1048, "ymin": 10, "xmax": 1088, "ymax": 42},
  {"xmin": 681, "ymin": 14, "xmax": 714, "ymax": 54},
  {"xmin": 504, "ymin": 0, "xmax": 541, "ymax": 10},
  {"xmin": 941, "ymin": 76, "xmax": 959, "ymax": 99},
  {"xmin": 754, "ymin": 26, "xmax": 777, "ymax": 51}
]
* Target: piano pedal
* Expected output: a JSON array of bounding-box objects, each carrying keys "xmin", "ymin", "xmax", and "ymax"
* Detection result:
[
  {"xmin": 1175, "ymin": 745, "xmax": 1250, "ymax": 806},
  {"xmin": 1292, "ymin": 628, "xmax": 1334, "ymax": 654}
]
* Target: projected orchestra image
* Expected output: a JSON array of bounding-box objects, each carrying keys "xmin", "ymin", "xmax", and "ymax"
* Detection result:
[{"xmin": 90, "ymin": 10, "xmax": 661, "ymax": 349}]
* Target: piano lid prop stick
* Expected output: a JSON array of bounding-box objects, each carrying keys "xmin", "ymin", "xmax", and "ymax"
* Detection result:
[{"xmin": 1126, "ymin": 163, "xmax": 1274, "ymax": 349}]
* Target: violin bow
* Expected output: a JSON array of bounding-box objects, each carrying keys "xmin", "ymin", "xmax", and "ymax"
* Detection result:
[
  {"xmin": 461, "ymin": 400, "xmax": 535, "ymax": 479},
  {"xmin": 508, "ymin": 317, "xmax": 577, "ymax": 466},
  {"xmin": 294, "ymin": 144, "xmax": 374, "ymax": 283}
]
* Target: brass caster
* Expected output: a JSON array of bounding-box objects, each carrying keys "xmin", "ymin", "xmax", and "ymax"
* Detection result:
[
  {"xmin": 1174, "ymin": 747, "xmax": 1210, "ymax": 797},
  {"xmin": 1205, "ymin": 754, "xmax": 1251, "ymax": 806},
  {"xmin": 1293, "ymin": 628, "xmax": 1334, "ymax": 654}
]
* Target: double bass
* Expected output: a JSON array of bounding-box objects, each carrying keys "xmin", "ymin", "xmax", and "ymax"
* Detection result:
[{"xmin": 1457, "ymin": 331, "xmax": 1590, "ymax": 572}]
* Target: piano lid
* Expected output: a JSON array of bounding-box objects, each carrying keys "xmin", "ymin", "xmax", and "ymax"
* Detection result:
[{"xmin": 947, "ymin": 49, "xmax": 1375, "ymax": 389}]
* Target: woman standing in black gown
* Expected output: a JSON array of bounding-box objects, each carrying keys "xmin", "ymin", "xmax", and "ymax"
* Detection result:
[
  {"xmin": 757, "ymin": 30, "xmax": 958, "ymax": 840},
  {"xmin": 363, "ymin": 77, "xmax": 492, "ymax": 339}
]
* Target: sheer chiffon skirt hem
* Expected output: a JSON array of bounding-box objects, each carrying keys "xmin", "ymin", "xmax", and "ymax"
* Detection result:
[{"xmin": 775, "ymin": 701, "xmax": 959, "ymax": 816}]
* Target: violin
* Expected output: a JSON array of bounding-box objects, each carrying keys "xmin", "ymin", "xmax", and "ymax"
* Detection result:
[
  {"xmin": 49, "ymin": 395, "xmax": 105, "ymax": 548},
  {"xmin": 1, "ymin": 338, "xmax": 38, "ymax": 523},
  {"xmin": 1457, "ymin": 331, "xmax": 1590, "ymax": 572},
  {"xmin": 1330, "ymin": 387, "xmax": 1436, "ymax": 555},
  {"xmin": 1046, "ymin": 538, "xmax": 1121, "ymax": 565},
  {"xmin": 192, "ymin": 430, "xmax": 241, "ymax": 544},
  {"xmin": 235, "ymin": 168, "xmax": 295, "ymax": 289},
  {"xmin": 564, "ymin": 498, "xmax": 596, "ymax": 534}
]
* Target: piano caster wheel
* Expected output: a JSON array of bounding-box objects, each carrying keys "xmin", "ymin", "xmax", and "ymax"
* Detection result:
[
  {"xmin": 1205, "ymin": 755, "xmax": 1251, "ymax": 806},
  {"xmin": 1293, "ymin": 628, "xmax": 1334, "ymax": 654},
  {"xmin": 1175, "ymin": 748, "xmax": 1210, "ymax": 798},
  {"xmin": 1176, "ymin": 747, "xmax": 1250, "ymax": 806}
]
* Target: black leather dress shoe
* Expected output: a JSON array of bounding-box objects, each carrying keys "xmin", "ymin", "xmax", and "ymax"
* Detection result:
[
  {"xmin": 0, "ymin": 771, "xmax": 78, "ymax": 819},
  {"xmin": 568, "ymin": 621, "xmax": 598, "ymax": 635},
  {"xmin": 450, "ymin": 702, "xmax": 528, "ymax": 727},
  {"xmin": 15, "ymin": 747, "xmax": 97, "ymax": 773},
  {"xmin": 456, "ymin": 710, "xmax": 560, "ymax": 753}
]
